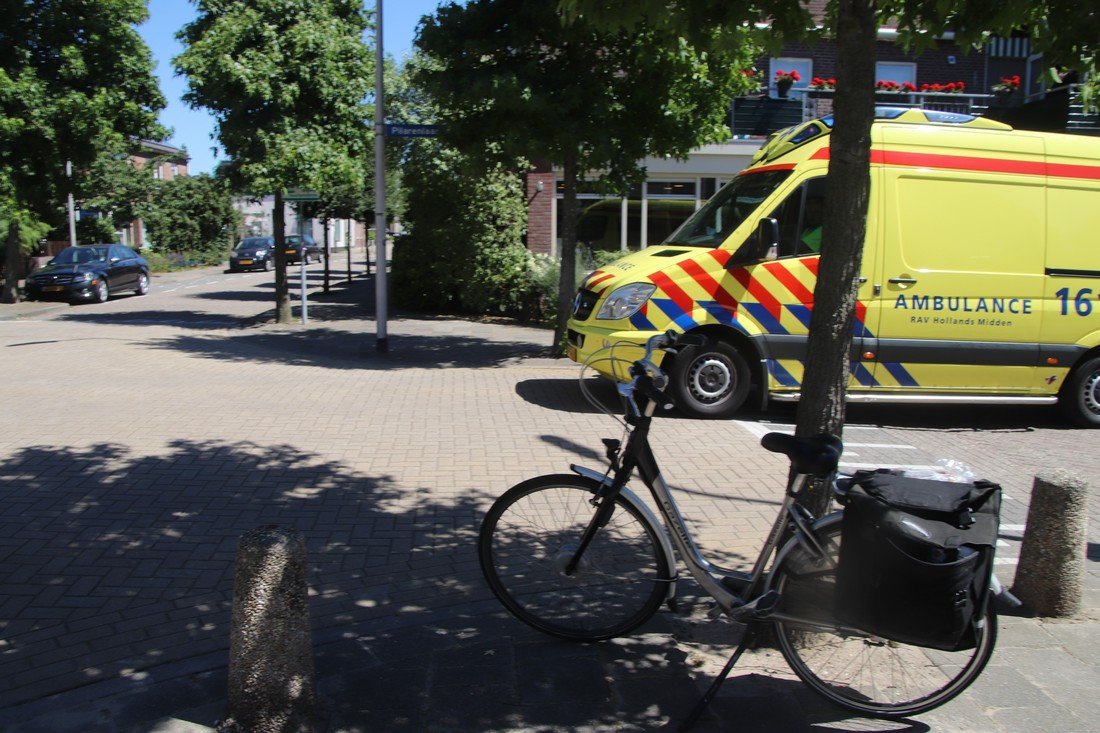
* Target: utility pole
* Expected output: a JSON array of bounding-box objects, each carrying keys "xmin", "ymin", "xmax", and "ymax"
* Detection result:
[{"xmin": 373, "ymin": 0, "xmax": 388, "ymax": 353}]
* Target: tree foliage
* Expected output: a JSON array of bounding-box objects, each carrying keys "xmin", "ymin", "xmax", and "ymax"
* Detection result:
[
  {"xmin": 0, "ymin": 0, "xmax": 164, "ymax": 302},
  {"xmin": 142, "ymin": 174, "xmax": 240, "ymax": 263},
  {"xmin": 415, "ymin": 0, "xmax": 760, "ymax": 351},
  {"xmin": 80, "ymin": 142, "xmax": 159, "ymax": 231},
  {"xmin": 175, "ymin": 0, "xmax": 373, "ymax": 322}
]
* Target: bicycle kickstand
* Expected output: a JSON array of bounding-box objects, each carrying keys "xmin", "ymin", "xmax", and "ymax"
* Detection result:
[{"xmin": 678, "ymin": 625, "xmax": 758, "ymax": 732}]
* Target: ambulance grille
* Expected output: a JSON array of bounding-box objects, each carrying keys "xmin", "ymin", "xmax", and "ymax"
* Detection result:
[{"xmin": 573, "ymin": 289, "xmax": 598, "ymax": 321}]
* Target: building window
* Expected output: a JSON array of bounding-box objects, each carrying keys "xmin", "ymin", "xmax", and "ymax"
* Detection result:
[
  {"xmin": 153, "ymin": 165, "xmax": 163, "ymax": 180},
  {"xmin": 556, "ymin": 178, "xmax": 708, "ymax": 253},
  {"xmin": 645, "ymin": 180, "xmax": 697, "ymax": 248},
  {"xmin": 875, "ymin": 61, "xmax": 916, "ymax": 86},
  {"xmin": 769, "ymin": 57, "xmax": 812, "ymax": 98},
  {"xmin": 171, "ymin": 164, "xmax": 179, "ymax": 177},
  {"xmin": 555, "ymin": 190, "xmax": 626, "ymax": 255}
]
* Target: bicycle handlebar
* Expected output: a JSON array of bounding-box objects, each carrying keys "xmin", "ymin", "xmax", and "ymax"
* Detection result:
[{"xmin": 619, "ymin": 331, "xmax": 709, "ymax": 416}]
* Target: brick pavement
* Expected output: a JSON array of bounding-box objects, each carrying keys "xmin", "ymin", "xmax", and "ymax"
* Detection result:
[{"xmin": 0, "ymin": 265, "xmax": 1097, "ymax": 731}]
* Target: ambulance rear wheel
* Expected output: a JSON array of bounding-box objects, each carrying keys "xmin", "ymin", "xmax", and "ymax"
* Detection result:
[
  {"xmin": 1060, "ymin": 355, "xmax": 1100, "ymax": 427},
  {"xmin": 668, "ymin": 341, "xmax": 750, "ymax": 419}
]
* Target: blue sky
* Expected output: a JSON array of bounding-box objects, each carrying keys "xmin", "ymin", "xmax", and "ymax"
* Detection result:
[{"xmin": 138, "ymin": 0, "xmax": 450, "ymax": 175}]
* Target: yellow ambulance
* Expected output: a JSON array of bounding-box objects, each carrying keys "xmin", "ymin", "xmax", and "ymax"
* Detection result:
[{"xmin": 566, "ymin": 108, "xmax": 1100, "ymax": 426}]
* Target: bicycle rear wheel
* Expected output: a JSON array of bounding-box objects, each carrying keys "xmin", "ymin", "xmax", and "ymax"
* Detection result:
[
  {"xmin": 772, "ymin": 523, "xmax": 996, "ymax": 718},
  {"xmin": 479, "ymin": 474, "xmax": 671, "ymax": 642}
]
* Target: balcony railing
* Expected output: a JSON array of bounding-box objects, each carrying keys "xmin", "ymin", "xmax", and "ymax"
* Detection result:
[
  {"xmin": 801, "ymin": 88, "xmax": 994, "ymax": 120},
  {"xmin": 729, "ymin": 89, "xmax": 996, "ymax": 139},
  {"xmin": 1065, "ymin": 84, "xmax": 1100, "ymax": 134}
]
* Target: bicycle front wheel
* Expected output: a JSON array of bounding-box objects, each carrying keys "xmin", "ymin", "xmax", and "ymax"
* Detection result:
[
  {"xmin": 773, "ymin": 523, "xmax": 997, "ymax": 718},
  {"xmin": 479, "ymin": 474, "xmax": 671, "ymax": 642}
]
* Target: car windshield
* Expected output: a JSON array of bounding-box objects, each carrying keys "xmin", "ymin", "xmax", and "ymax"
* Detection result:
[
  {"xmin": 237, "ymin": 238, "xmax": 271, "ymax": 249},
  {"xmin": 53, "ymin": 247, "xmax": 109, "ymax": 264},
  {"xmin": 664, "ymin": 170, "xmax": 793, "ymax": 247}
]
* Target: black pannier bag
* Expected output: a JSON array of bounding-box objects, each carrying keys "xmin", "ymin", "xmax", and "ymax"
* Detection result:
[{"xmin": 835, "ymin": 470, "xmax": 1001, "ymax": 651}]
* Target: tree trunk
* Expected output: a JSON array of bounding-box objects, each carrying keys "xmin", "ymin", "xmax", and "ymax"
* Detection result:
[
  {"xmin": 273, "ymin": 191, "xmax": 292, "ymax": 323},
  {"xmin": 2, "ymin": 220, "xmax": 20, "ymax": 304},
  {"xmin": 553, "ymin": 153, "xmax": 581, "ymax": 355},
  {"xmin": 794, "ymin": 0, "xmax": 877, "ymax": 518}
]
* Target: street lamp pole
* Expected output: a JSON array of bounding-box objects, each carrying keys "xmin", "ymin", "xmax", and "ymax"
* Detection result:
[
  {"xmin": 66, "ymin": 161, "xmax": 77, "ymax": 247},
  {"xmin": 373, "ymin": 0, "xmax": 388, "ymax": 353}
]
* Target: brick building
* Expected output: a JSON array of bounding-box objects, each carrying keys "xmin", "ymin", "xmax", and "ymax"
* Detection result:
[{"xmin": 118, "ymin": 140, "xmax": 190, "ymax": 250}]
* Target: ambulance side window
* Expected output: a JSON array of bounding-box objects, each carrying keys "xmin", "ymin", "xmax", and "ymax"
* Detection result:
[{"xmin": 769, "ymin": 178, "xmax": 827, "ymax": 259}]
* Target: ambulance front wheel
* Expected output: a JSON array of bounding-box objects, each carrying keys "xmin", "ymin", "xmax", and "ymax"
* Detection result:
[
  {"xmin": 1060, "ymin": 355, "xmax": 1100, "ymax": 427},
  {"xmin": 667, "ymin": 340, "xmax": 751, "ymax": 419}
]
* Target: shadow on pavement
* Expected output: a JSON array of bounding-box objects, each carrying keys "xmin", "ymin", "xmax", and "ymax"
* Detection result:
[
  {"xmin": 141, "ymin": 328, "xmax": 552, "ymax": 370},
  {"xmin": 58, "ymin": 309, "xmax": 263, "ymax": 329},
  {"xmin": 844, "ymin": 402, "xmax": 1069, "ymax": 432},
  {"xmin": 516, "ymin": 373, "xmax": 1071, "ymax": 432},
  {"xmin": 0, "ymin": 438, "xmax": 493, "ymax": 711},
  {"xmin": 191, "ymin": 289, "xmax": 280, "ymax": 303}
]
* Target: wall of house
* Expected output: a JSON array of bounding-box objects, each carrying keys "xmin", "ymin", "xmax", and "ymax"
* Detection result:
[
  {"xmin": 762, "ymin": 39, "xmax": 988, "ymax": 93},
  {"xmin": 525, "ymin": 143, "xmax": 759, "ymax": 258},
  {"xmin": 120, "ymin": 148, "xmax": 190, "ymax": 249},
  {"xmin": 233, "ymin": 195, "xmax": 366, "ymax": 252},
  {"xmin": 525, "ymin": 164, "xmax": 555, "ymax": 255}
]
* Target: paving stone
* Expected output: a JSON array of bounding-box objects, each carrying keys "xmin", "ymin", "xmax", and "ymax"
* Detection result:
[{"xmin": 0, "ymin": 265, "xmax": 1097, "ymax": 731}]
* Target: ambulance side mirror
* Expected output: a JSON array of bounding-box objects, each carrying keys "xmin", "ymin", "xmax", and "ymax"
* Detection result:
[{"xmin": 757, "ymin": 218, "xmax": 780, "ymax": 261}]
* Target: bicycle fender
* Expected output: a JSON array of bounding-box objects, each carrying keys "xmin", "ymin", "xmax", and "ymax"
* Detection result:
[{"xmin": 570, "ymin": 464, "xmax": 679, "ymax": 601}]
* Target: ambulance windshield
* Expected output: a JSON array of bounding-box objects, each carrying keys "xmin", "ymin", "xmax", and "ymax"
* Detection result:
[{"xmin": 665, "ymin": 170, "xmax": 792, "ymax": 247}]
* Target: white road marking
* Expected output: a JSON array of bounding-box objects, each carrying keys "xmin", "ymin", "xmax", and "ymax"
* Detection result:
[
  {"xmin": 845, "ymin": 443, "xmax": 919, "ymax": 449},
  {"xmin": 839, "ymin": 463, "xmax": 944, "ymax": 471}
]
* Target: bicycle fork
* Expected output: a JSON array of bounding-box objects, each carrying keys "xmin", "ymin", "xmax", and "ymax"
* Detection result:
[{"xmin": 563, "ymin": 451, "xmax": 636, "ymax": 576}]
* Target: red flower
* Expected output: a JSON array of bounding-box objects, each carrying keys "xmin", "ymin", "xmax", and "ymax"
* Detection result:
[
  {"xmin": 774, "ymin": 69, "xmax": 801, "ymax": 83},
  {"xmin": 992, "ymin": 74, "xmax": 1021, "ymax": 94}
]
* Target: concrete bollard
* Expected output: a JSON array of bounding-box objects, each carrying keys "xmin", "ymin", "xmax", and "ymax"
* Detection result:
[
  {"xmin": 1012, "ymin": 471, "xmax": 1090, "ymax": 618},
  {"xmin": 221, "ymin": 525, "xmax": 322, "ymax": 732}
]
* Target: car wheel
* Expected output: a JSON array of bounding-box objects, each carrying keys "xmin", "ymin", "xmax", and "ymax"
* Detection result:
[
  {"xmin": 1060, "ymin": 355, "xmax": 1100, "ymax": 427},
  {"xmin": 135, "ymin": 272, "xmax": 149, "ymax": 296},
  {"xmin": 93, "ymin": 279, "xmax": 109, "ymax": 304},
  {"xmin": 263, "ymin": 258, "xmax": 271, "ymax": 272},
  {"xmin": 667, "ymin": 339, "xmax": 752, "ymax": 419}
]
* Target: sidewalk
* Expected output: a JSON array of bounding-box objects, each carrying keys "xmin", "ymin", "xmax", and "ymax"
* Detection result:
[{"xmin": 0, "ymin": 270, "xmax": 1096, "ymax": 732}]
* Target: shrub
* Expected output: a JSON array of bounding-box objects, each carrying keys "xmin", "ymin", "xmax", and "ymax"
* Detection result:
[
  {"xmin": 392, "ymin": 142, "xmax": 533, "ymax": 318},
  {"xmin": 142, "ymin": 174, "xmax": 239, "ymax": 263}
]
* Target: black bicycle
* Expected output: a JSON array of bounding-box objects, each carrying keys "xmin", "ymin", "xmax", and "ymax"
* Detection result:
[{"xmin": 479, "ymin": 330, "xmax": 1008, "ymax": 720}]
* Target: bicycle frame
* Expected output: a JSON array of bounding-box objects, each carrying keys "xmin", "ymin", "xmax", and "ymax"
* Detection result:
[{"xmin": 568, "ymin": 396, "xmax": 831, "ymax": 618}]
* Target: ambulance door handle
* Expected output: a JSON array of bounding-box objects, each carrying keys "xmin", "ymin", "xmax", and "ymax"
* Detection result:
[{"xmin": 889, "ymin": 277, "xmax": 918, "ymax": 284}]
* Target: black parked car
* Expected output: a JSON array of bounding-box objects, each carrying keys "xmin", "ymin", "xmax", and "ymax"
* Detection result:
[
  {"xmin": 24, "ymin": 244, "xmax": 149, "ymax": 304},
  {"xmin": 229, "ymin": 236, "xmax": 275, "ymax": 272},
  {"xmin": 283, "ymin": 234, "xmax": 322, "ymax": 264}
]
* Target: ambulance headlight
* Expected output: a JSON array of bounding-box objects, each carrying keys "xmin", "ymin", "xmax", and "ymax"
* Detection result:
[{"xmin": 597, "ymin": 283, "xmax": 656, "ymax": 320}]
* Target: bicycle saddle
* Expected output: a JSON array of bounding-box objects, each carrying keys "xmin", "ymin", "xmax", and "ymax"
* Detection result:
[{"xmin": 761, "ymin": 432, "xmax": 842, "ymax": 477}]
